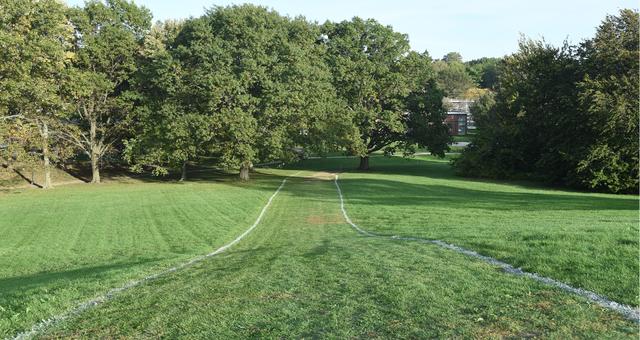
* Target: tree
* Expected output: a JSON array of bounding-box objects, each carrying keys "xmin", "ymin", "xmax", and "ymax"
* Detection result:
[
  {"xmin": 454, "ymin": 39, "xmax": 582, "ymax": 182},
  {"xmin": 0, "ymin": 0, "xmax": 74, "ymax": 189},
  {"xmin": 575, "ymin": 9, "xmax": 639, "ymax": 192},
  {"xmin": 402, "ymin": 51, "xmax": 450, "ymax": 156},
  {"xmin": 129, "ymin": 6, "xmax": 343, "ymax": 181},
  {"xmin": 199, "ymin": 5, "xmax": 343, "ymax": 180},
  {"xmin": 454, "ymin": 10, "xmax": 638, "ymax": 193},
  {"xmin": 322, "ymin": 18, "xmax": 411, "ymax": 170},
  {"xmin": 466, "ymin": 57, "xmax": 501, "ymax": 89},
  {"xmin": 322, "ymin": 20, "xmax": 448, "ymax": 169},
  {"xmin": 442, "ymin": 51, "xmax": 463, "ymax": 63},
  {"xmin": 125, "ymin": 20, "xmax": 215, "ymax": 181},
  {"xmin": 63, "ymin": 0, "xmax": 152, "ymax": 183},
  {"xmin": 432, "ymin": 54, "xmax": 475, "ymax": 98}
]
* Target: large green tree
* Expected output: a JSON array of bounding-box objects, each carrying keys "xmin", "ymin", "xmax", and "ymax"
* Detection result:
[
  {"xmin": 466, "ymin": 57, "xmax": 501, "ymax": 89},
  {"xmin": 454, "ymin": 39, "xmax": 582, "ymax": 182},
  {"xmin": 0, "ymin": 0, "xmax": 73, "ymax": 188},
  {"xmin": 209, "ymin": 6, "xmax": 345, "ymax": 179},
  {"xmin": 322, "ymin": 19, "xmax": 448, "ymax": 169},
  {"xmin": 124, "ymin": 20, "xmax": 215, "ymax": 181},
  {"xmin": 432, "ymin": 52, "xmax": 475, "ymax": 98},
  {"xmin": 128, "ymin": 5, "xmax": 345, "ymax": 181},
  {"xmin": 63, "ymin": 0, "xmax": 151, "ymax": 183},
  {"xmin": 454, "ymin": 9, "xmax": 639, "ymax": 193},
  {"xmin": 575, "ymin": 9, "xmax": 639, "ymax": 192}
]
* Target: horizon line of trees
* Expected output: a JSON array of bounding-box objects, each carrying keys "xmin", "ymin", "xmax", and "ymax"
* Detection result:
[
  {"xmin": 0, "ymin": 0, "xmax": 451, "ymax": 186},
  {"xmin": 1, "ymin": 1, "xmax": 637, "ymax": 195}
]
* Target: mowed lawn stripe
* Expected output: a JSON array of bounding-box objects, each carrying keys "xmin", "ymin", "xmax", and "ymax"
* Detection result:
[
  {"xmin": 12, "ymin": 175, "xmax": 293, "ymax": 340},
  {"xmin": 292, "ymin": 156, "xmax": 639, "ymax": 307},
  {"xmin": 41, "ymin": 174, "xmax": 637, "ymax": 338},
  {"xmin": 0, "ymin": 173, "xmax": 284, "ymax": 338},
  {"xmin": 335, "ymin": 173, "xmax": 639, "ymax": 322}
]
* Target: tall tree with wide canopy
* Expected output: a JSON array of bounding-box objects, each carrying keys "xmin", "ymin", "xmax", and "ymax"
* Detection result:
[
  {"xmin": 453, "ymin": 39, "xmax": 583, "ymax": 182},
  {"xmin": 209, "ymin": 6, "xmax": 346, "ymax": 179},
  {"xmin": 576, "ymin": 9, "xmax": 639, "ymax": 192},
  {"xmin": 63, "ymin": 0, "xmax": 152, "ymax": 183},
  {"xmin": 128, "ymin": 5, "xmax": 345, "ymax": 180},
  {"xmin": 0, "ymin": 0, "xmax": 73, "ymax": 188},
  {"xmin": 322, "ymin": 18, "xmax": 448, "ymax": 169},
  {"xmin": 454, "ymin": 9, "xmax": 638, "ymax": 193},
  {"xmin": 124, "ymin": 20, "xmax": 215, "ymax": 181}
]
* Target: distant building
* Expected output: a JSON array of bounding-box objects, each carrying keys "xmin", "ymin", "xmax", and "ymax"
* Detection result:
[{"xmin": 443, "ymin": 98, "xmax": 475, "ymax": 135}]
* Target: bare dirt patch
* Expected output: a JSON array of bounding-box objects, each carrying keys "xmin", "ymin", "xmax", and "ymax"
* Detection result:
[
  {"xmin": 303, "ymin": 171, "xmax": 337, "ymax": 182},
  {"xmin": 305, "ymin": 213, "xmax": 344, "ymax": 225}
]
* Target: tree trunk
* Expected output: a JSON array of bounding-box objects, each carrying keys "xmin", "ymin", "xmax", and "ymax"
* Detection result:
[
  {"xmin": 239, "ymin": 162, "xmax": 251, "ymax": 181},
  {"xmin": 358, "ymin": 156, "xmax": 370, "ymax": 170},
  {"xmin": 90, "ymin": 152, "xmax": 100, "ymax": 183},
  {"xmin": 42, "ymin": 122, "xmax": 52, "ymax": 189},
  {"xmin": 180, "ymin": 161, "xmax": 187, "ymax": 182},
  {"xmin": 90, "ymin": 118, "xmax": 101, "ymax": 183}
]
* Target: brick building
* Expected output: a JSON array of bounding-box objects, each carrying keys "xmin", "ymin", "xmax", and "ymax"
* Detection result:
[{"xmin": 443, "ymin": 98, "xmax": 475, "ymax": 135}]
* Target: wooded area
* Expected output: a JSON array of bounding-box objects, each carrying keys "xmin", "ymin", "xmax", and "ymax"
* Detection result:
[
  {"xmin": 454, "ymin": 9, "xmax": 639, "ymax": 193},
  {"xmin": 0, "ymin": 0, "xmax": 637, "ymax": 193},
  {"xmin": 0, "ymin": 0, "xmax": 453, "ymax": 185}
]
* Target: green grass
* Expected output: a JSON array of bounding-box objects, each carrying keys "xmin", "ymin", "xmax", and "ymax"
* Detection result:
[
  {"xmin": 42, "ymin": 173, "xmax": 637, "ymax": 338},
  {"xmin": 451, "ymin": 135, "xmax": 473, "ymax": 143},
  {"xmin": 1, "ymin": 157, "xmax": 638, "ymax": 338},
  {"xmin": 291, "ymin": 155, "xmax": 640, "ymax": 307},
  {"xmin": 0, "ymin": 170, "xmax": 286, "ymax": 337}
]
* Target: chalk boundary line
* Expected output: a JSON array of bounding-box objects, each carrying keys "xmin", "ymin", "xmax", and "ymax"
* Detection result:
[
  {"xmin": 333, "ymin": 174, "xmax": 640, "ymax": 323},
  {"xmin": 11, "ymin": 174, "xmax": 298, "ymax": 340}
]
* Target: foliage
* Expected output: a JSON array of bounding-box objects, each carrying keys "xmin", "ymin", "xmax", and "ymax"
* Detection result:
[
  {"xmin": 454, "ymin": 10, "xmax": 639, "ymax": 193},
  {"xmin": 432, "ymin": 57, "xmax": 475, "ymax": 98},
  {"xmin": 124, "ymin": 20, "xmax": 216, "ymax": 179},
  {"xmin": 0, "ymin": 0, "xmax": 75, "ymax": 188},
  {"xmin": 322, "ymin": 20, "xmax": 448, "ymax": 168},
  {"xmin": 127, "ymin": 5, "xmax": 347, "ymax": 180},
  {"xmin": 402, "ymin": 52, "xmax": 450, "ymax": 156},
  {"xmin": 0, "ymin": 2, "xmax": 635, "ymax": 191},
  {"xmin": 63, "ymin": 0, "xmax": 152, "ymax": 183},
  {"xmin": 465, "ymin": 57, "xmax": 501, "ymax": 89},
  {"xmin": 575, "ymin": 9, "xmax": 639, "ymax": 193}
]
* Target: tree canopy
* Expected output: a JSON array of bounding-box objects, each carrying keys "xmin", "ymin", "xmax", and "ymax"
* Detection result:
[
  {"xmin": 0, "ymin": 1, "xmax": 635, "ymax": 193},
  {"xmin": 454, "ymin": 9, "xmax": 639, "ymax": 193},
  {"xmin": 322, "ymin": 18, "xmax": 449, "ymax": 169}
]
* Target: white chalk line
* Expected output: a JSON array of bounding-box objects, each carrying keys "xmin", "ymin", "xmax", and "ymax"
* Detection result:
[
  {"xmin": 333, "ymin": 174, "xmax": 640, "ymax": 323},
  {"xmin": 11, "ymin": 173, "xmax": 298, "ymax": 340}
]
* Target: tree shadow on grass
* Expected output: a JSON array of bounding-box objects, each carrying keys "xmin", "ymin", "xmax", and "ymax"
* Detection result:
[
  {"xmin": 287, "ymin": 155, "xmax": 640, "ymax": 196},
  {"xmin": 282, "ymin": 174, "xmax": 637, "ymax": 212},
  {"xmin": 0, "ymin": 257, "xmax": 165, "ymax": 297}
]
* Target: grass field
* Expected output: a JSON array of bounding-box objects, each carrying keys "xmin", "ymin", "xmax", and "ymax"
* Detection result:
[
  {"xmin": 0, "ymin": 171, "xmax": 285, "ymax": 337},
  {"xmin": 293, "ymin": 156, "xmax": 639, "ymax": 307},
  {"xmin": 1, "ymin": 156, "xmax": 638, "ymax": 338}
]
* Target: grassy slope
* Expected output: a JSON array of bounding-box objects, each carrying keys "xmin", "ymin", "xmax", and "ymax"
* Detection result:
[
  {"xmin": 0, "ymin": 171, "xmax": 285, "ymax": 337},
  {"xmin": 43, "ymin": 173, "xmax": 636, "ymax": 338},
  {"xmin": 292, "ymin": 156, "xmax": 639, "ymax": 307},
  {"xmin": 0, "ymin": 166, "xmax": 81, "ymax": 189}
]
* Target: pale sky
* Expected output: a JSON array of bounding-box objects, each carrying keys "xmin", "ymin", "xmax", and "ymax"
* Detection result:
[{"xmin": 65, "ymin": 0, "xmax": 636, "ymax": 60}]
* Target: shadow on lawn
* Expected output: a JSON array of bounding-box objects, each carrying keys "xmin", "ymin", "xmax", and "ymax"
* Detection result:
[
  {"xmin": 333, "ymin": 178, "xmax": 638, "ymax": 211},
  {"xmin": 287, "ymin": 156, "xmax": 638, "ymax": 211},
  {"xmin": 0, "ymin": 258, "xmax": 163, "ymax": 297},
  {"xmin": 282, "ymin": 157, "xmax": 637, "ymax": 212}
]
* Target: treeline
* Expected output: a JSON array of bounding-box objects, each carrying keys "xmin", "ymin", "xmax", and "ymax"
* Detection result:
[
  {"xmin": 432, "ymin": 52, "xmax": 500, "ymax": 98},
  {"xmin": 454, "ymin": 9, "xmax": 639, "ymax": 193},
  {"xmin": 0, "ymin": 0, "xmax": 450, "ymax": 186}
]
